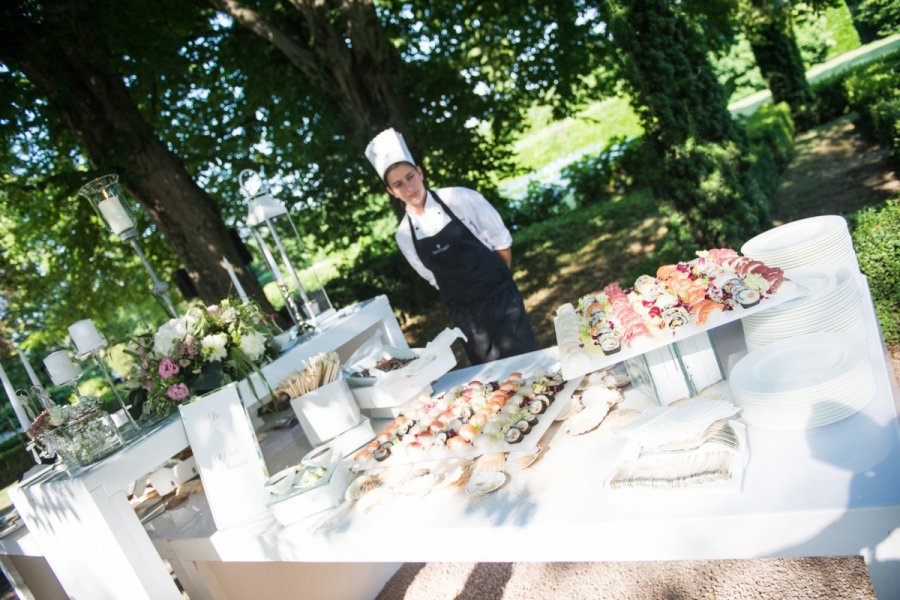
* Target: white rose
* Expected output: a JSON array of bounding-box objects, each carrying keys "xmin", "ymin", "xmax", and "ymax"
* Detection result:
[
  {"xmin": 220, "ymin": 306, "xmax": 238, "ymax": 324},
  {"xmin": 239, "ymin": 331, "xmax": 267, "ymax": 362},
  {"xmin": 201, "ymin": 333, "xmax": 229, "ymax": 362},
  {"xmin": 153, "ymin": 319, "xmax": 181, "ymax": 356}
]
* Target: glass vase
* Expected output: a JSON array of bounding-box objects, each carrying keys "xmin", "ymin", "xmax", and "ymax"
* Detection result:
[{"xmin": 44, "ymin": 410, "xmax": 124, "ymax": 469}]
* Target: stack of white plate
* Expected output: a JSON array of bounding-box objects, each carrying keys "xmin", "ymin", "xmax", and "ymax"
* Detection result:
[
  {"xmin": 741, "ymin": 215, "xmax": 859, "ymax": 272},
  {"xmin": 741, "ymin": 264, "xmax": 864, "ymax": 350},
  {"xmin": 729, "ymin": 332, "xmax": 874, "ymax": 430}
]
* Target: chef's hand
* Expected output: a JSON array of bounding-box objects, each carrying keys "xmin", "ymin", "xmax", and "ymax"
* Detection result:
[{"xmin": 496, "ymin": 248, "xmax": 511, "ymax": 268}]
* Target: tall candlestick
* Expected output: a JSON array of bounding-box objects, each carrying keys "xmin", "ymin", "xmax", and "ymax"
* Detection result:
[
  {"xmin": 11, "ymin": 340, "xmax": 41, "ymax": 387},
  {"xmin": 0, "ymin": 362, "xmax": 31, "ymax": 431},
  {"xmin": 221, "ymin": 257, "xmax": 250, "ymax": 303},
  {"xmin": 68, "ymin": 319, "xmax": 107, "ymax": 356}
]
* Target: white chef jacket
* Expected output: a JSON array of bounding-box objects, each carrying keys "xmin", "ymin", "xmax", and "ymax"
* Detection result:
[{"xmin": 395, "ymin": 187, "xmax": 513, "ymax": 289}]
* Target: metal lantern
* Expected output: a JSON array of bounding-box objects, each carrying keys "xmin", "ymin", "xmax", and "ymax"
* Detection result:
[
  {"xmin": 239, "ymin": 169, "xmax": 333, "ymax": 328},
  {"xmin": 77, "ymin": 174, "xmax": 178, "ymax": 318}
]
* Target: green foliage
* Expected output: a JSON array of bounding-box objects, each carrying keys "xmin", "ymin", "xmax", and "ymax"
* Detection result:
[
  {"xmin": 845, "ymin": 58, "xmax": 900, "ymax": 160},
  {"xmin": 743, "ymin": 102, "xmax": 797, "ymax": 199},
  {"xmin": 855, "ymin": 0, "xmax": 900, "ymax": 38},
  {"xmin": 821, "ymin": 4, "xmax": 863, "ymax": 56},
  {"xmin": 812, "ymin": 50, "xmax": 900, "ymax": 159},
  {"xmin": 850, "ymin": 198, "xmax": 900, "ymax": 344},
  {"xmin": 0, "ymin": 443, "xmax": 34, "ymax": 490}
]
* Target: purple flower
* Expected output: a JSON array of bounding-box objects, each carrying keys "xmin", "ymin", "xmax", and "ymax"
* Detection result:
[
  {"xmin": 158, "ymin": 358, "xmax": 181, "ymax": 378},
  {"xmin": 166, "ymin": 383, "xmax": 190, "ymax": 402}
]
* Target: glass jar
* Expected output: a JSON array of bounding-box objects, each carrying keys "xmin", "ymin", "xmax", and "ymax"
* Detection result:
[{"xmin": 44, "ymin": 410, "xmax": 124, "ymax": 468}]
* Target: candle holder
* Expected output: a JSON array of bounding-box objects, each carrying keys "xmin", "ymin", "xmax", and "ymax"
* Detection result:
[
  {"xmin": 77, "ymin": 174, "xmax": 178, "ymax": 318},
  {"xmin": 67, "ymin": 320, "xmax": 140, "ymax": 432},
  {"xmin": 239, "ymin": 169, "xmax": 333, "ymax": 330}
]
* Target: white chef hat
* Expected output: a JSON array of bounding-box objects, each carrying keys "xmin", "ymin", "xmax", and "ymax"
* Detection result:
[{"xmin": 365, "ymin": 128, "xmax": 415, "ymax": 180}]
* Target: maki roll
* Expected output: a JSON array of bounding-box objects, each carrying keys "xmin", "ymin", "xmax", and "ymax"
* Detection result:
[
  {"xmin": 524, "ymin": 413, "xmax": 539, "ymax": 426},
  {"xmin": 528, "ymin": 399, "xmax": 547, "ymax": 415},
  {"xmin": 373, "ymin": 444, "xmax": 392, "ymax": 462},
  {"xmin": 734, "ymin": 287, "xmax": 761, "ymax": 308},
  {"xmin": 514, "ymin": 419, "xmax": 532, "ymax": 435},
  {"xmin": 663, "ymin": 306, "xmax": 691, "ymax": 329},
  {"xmin": 504, "ymin": 427, "xmax": 524, "ymax": 444},
  {"xmin": 599, "ymin": 333, "xmax": 621, "ymax": 355}
]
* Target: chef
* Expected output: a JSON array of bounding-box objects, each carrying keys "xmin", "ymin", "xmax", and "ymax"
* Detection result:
[{"xmin": 365, "ymin": 128, "xmax": 538, "ymax": 365}]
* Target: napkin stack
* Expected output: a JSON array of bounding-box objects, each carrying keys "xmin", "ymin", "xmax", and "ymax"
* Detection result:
[{"xmin": 605, "ymin": 400, "xmax": 748, "ymax": 491}]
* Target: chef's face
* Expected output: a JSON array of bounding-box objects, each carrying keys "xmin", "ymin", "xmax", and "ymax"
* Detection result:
[{"xmin": 385, "ymin": 163, "xmax": 426, "ymax": 209}]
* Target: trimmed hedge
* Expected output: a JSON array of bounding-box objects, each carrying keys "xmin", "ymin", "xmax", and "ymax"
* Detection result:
[
  {"xmin": 813, "ymin": 51, "xmax": 900, "ymax": 162},
  {"xmin": 850, "ymin": 198, "xmax": 900, "ymax": 345},
  {"xmin": 743, "ymin": 102, "xmax": 796, "ymax": 201},
  {"xmin": 0, "ymin": 442, "xmax": 35, "ymax": 490}
]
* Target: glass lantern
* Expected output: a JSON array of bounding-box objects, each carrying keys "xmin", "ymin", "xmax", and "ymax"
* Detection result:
[
  {"xmin": 239, "ymin": 169, "xmax": 334, "ymax": 328},
  {"xmin": 77, "ymin": 174, "xmax": 178, "ymax": 318}
]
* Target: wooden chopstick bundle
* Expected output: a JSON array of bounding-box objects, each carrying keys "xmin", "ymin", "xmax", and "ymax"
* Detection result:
[{"xmin": 275, "ymin": 351, "xmax": 341, "ymax": 400}]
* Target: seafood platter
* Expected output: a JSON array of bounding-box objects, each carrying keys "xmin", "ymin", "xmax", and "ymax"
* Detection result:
[
  {"xmin": 555, "ymin": 248, "xmax": 801, "ymax": 380},
  {"xmin": 350, "ymin": 367, "xmax": 580, "ymax": 471},
  {"xmin": 343, "ymin": 366, "xmax": 634, "ymax": 504}
]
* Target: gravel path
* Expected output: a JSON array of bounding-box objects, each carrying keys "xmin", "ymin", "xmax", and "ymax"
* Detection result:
[{"xmin": 377, "ymin": 557, "xmax": 877, "ymax": 600}]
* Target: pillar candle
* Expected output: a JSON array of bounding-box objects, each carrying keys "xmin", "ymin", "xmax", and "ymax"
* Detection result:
[
  {"xmin": 68, "ymin": 319, "xmax": 106, "ymax": 355},
  {"xmin": 11, "ymin": 339, "xmax": 41, "ymax": 387},
  {"xmin": 98, "ymin": 196, "xmax": 134, "ymax": 236},
  {"xmin": 221, "ymin": 257, "xmax": 249, "ymax": 303},
  {"xmin": 43, "ymin": 351, "xmax": 82, "ymax": 387},
  {"xmin": 0, "ymin": 362, "xmax": 31, "ymax": 431}
]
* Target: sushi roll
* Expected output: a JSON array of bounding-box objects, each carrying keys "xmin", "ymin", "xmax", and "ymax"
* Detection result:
[
  {"xmin": 528, "ymin": 399, "xmax": 546, "ymax": 415},
  {"xmin": 504, "ymin": 427, "xmax": 524, "ymax": 444},
  {"xmin": 515, "ymin": 419, "xmax": 532, "ymax": 435},
  {"xmin": 663, "ymin": 306, "xmax": 691, "ymax": 329},
  {"xmin": 599, "ymin": 333, "xmax": 621, "ymax": 355},
  {"xmin": 524, "ymin": 413, "xmax": 539, "ymax": 426},
  {"xmin": 373, "ymin": 444, "xmax": 391, "ymax": 462},
  {"xmin": 734, "ymin": 287, "xmax": 761, "ymax": 308}
]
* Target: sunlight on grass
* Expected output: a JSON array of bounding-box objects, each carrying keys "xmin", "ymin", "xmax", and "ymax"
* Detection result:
[{"xmin": 512, "ymin": 98, "xmax": 643, "ymax": 173}]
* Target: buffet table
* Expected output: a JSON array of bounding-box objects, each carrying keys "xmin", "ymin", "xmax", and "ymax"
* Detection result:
[
  {"xmin": 4, "ymin": 287, "xmax": 900, "ymax": 600},
  {"xmin": 140, "ymin": 279, "xmax": 900, "ymax": 600},
  {"xmin": 5, "ymin": 296, "xmax": 407, "ymax": 600}
]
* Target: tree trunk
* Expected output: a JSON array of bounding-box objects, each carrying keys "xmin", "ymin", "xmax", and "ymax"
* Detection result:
[
  {"xmin": 207, "ymin": 0, "xmax": 412, "ymax": 219},
  {"xmin": 0, "ymin": 0, "xmax": 270, "ymax": 310},
  {"xmin": 744, "ymin": 1, "xmax": 816, "ymax": 129}
]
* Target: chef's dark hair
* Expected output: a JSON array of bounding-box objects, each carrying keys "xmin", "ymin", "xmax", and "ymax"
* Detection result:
[{"xmin": 383, "ymin": 160, "xmax": 418, "ymax": 185}]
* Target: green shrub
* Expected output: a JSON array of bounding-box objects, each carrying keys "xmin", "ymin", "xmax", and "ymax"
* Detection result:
[
  {"xmin": 0, "ymin": 443, "xmax": 35, "ymax": 490},
  {"xmin": 742, "ymin": 102, "xmax": 796, "ymax": 200},
  {"xmin": 501, "ymin": 181, "xmax": 570, "ymax": 232},
  {"xmin": 850, "ymin": 198, "xmax": 900, "ymax": 345},
  {"xmin": 561, "ymin": 136, "xmax": 651, "ymax": 206},
  {"xmin": 812, "ymin": 74, "xmax": 850, "ymax": 123}
]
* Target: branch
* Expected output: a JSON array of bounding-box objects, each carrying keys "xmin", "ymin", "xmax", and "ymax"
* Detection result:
[{"xmin": 204, "ymin": 0, "xmax": 324, "ymax": 85}]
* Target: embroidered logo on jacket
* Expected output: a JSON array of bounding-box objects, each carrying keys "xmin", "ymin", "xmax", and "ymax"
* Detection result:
[{"xmin": 432, "ymin": 243, "xmax": 451, "ymax": 255}]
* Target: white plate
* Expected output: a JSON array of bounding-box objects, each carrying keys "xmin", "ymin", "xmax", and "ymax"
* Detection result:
[
  {"xmin": 729, "ymin": 332, "xmax": 866, "ymax": 395},
  {"xmin": 742, "ymin": 216, "xmax": 848, "ymax": 257}
]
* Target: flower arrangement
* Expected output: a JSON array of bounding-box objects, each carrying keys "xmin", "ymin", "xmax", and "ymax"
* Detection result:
[
  {"xmin": 126, "ymin": 298, "xmax": 279, "ymax": 419},
  {"xmin": 26, "ymin": 396, "xmax": 123, "ymax": 467}
]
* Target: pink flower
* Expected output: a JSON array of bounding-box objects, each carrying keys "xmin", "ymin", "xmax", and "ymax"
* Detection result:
[
  {"xmin": 166, "ymin": 383, "xmax": 190, "ymax": 402},
  {"xmin": 158, "ymin": 358, "xmax": 181, "ymax": 378}
]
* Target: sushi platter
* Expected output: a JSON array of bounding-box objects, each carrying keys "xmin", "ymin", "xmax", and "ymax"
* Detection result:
[
  {"xmin": 350, "ymin": 367, "xmax": 580, "ymax": 471},
  {"xmin": 555, "ymin": 248, "xmax": 802, "ymax": 380}
]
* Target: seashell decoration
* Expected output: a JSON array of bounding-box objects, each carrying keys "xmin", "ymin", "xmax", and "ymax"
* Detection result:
[
  {"xmin": 473, "ymin": 452, "xmax": 508, "ymax": 473},
  {"xmin": 465, "ymin": 470, "xmax": 508, "ymax": 496},
  {"xmin": 507, "ymin": 446, "xmax": 542, "ymax": 471},
  {"xmin": 565, "ymin": 402, "xmax": 611, "ymax": 436},
  {"xmin": 598, "ymin": 408, "xmax": 642, "ymax": 433}
]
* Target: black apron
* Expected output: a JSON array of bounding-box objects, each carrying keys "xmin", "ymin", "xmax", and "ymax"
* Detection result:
[{"xmin": 409, "ymin": 190, "xmax": 538, "ymax": 365}]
